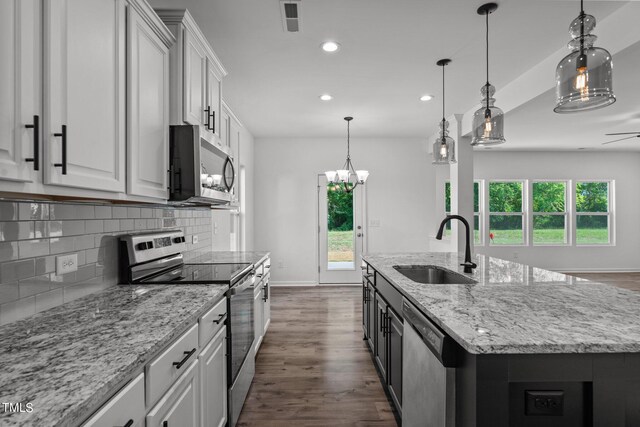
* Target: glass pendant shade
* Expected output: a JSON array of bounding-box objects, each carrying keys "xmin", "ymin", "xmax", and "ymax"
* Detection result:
[
  {"xmin": 325, "ymin": 171, "xmax": 337, "ymax": 183},
  {"xmin": 432, "ymin": 119, "xmax": 457, "ymax": 164},
  {"xmin": 471, "ymin": 84, "xmax": 505, "ymax": 146},
  {"xmin": 336, "ymin": 169, "xmax": 349, "ymax": 182},
  {"xmin": 554, "ymin": 13, "xmax": 615, "ymax": 113},
  {"xmin": 356, "ymin": 170, "xmax": 369, "ymax": 183}
]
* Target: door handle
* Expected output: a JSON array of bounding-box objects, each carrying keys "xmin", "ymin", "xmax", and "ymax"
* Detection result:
[
  {"xmin": 357, "ymin": 233, "xmax": 363, "ymax": 237},
  {"xmin": 25, "ymin": 115, "xmax": 39, "ymax": 170},
  {"xmin": 53, "ymin": 125, "xmax": 67, "ymax": 175}
]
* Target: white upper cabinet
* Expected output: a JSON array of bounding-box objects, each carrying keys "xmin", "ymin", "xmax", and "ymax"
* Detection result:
[
  {"xmin": 155, "ymin": 9, "xmax": 227, "ymax": 143},
  {"xmin": 43, "ymin": 0, "xmax": 126, "ymax": 192},
  {"xmin": 0, "ymin": 0, "xmax": 41, "ymax": 183},
  {"xmin": 127, "ymin": 0, "xmax": 174, "ymax": 199}
]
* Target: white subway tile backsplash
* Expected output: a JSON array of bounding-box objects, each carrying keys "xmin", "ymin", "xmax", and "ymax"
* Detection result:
[
  {"xmin": 85, "ymin": 220, "xmax": 104, "ymax": 234},
  {"xmin": 18, "ymin": 203, "xmax": 49, "ymax": 221},
  {"xmin": 19, "ymin": 274, "xmax": 51, "ymax": 298},
  {"xmin": 18, "ymin": 239, "xmax": 49, "ymax": 258},
  {"xmin": 95, "ymin": 206, "xmax": 112, "ymax": 219},
  {"xmin": 35, "ymin": 288, "xmax": 63, "ymax": 313}
]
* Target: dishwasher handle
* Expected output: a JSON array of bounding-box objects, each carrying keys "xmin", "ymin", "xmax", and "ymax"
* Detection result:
[{"xmin": 402, "ymin": 300, "xmax": 458, "ymax": 368}]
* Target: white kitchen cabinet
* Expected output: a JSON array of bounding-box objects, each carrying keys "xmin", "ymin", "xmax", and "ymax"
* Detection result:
[
  {"xmin": 253, "ymin": 282, "xmax": 264, "ymax": 354},
  {"xmin": 126, "ymin": 0, "xmax": 174, "ymax": 199},
  {"xmin": 155, "ymin": 9, "xmax": 226, "ymax": 142},
  {"xmin": 262, "ymin": 276, "xmax": 271, "ymax": 336},
  {"xmin": 0, "ymin": 0, "xmax": 40, "ymax": 183},
  {"xmin": 220, "ymin": 107, "xmax": 231, "ymax": 151},
  {"xmin": 82, "ymin": 373, "xmax": 145, "ymax": 427},
  {"xmin": 147, "ymin": 360, "xmax": 200, "ymax": 427},
  {"xmin": 43, "ymin": 0, "xmax": 126, "ymax": 192},
  {"xmin": 199, "ymin": 326, "xmax": 227, "ymax": 427}
]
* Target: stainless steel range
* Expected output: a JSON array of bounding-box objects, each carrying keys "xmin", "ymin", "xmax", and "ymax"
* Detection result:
[{"xmin": 119, "ymin": 230, "xmax": 256, "ymax": 427}]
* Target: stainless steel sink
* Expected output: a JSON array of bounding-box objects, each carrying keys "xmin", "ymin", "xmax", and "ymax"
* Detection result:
[{"xmin": 393, "ymin": 265, "xmax": 477, "ymax": 285}]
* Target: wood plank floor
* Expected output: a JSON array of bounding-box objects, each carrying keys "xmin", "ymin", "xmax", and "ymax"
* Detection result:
[
  {"xmin": 565, "ymin": 272, "xmax": 640, "ymax": 292},
  {"xmin": 237, "ymin": 286, "xmax": 397, "ymax": 427}
]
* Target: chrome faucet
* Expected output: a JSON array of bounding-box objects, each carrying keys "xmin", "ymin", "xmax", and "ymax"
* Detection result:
[{"xmin": 435, "ymin": 215, "xmax": 478, "ymax": 274}]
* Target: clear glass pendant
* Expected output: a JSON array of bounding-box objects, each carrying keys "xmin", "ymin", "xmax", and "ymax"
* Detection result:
[
  {"xmin": 432, "ymin": 120, "xmax": 456, "ymax": 164},
  {"xmin": 554, "ymin": 13, "xmax": 615, "ymax": 113},
  {"xmin": 471, "ymin": 84, "xmax": 505, "ymax": 146}
]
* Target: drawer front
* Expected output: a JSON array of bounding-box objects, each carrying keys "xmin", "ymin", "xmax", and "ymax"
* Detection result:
[
  {"xmin": 147, "ymin": 323, "xmax": 199, "ymax": 407},
  {"xmin": 199, "ymin": 297, "xmax": 227, "ymax": 347},
  {"xmin": 262, "ymin": 258, "xmax": 271, "ymax": 276},
  {"xmin": 82, "ymin": 373, "xmax": 145, "ymax": 427}
]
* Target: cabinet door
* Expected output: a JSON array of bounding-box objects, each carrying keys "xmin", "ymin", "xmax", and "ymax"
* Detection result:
[
  {"xmin": 199, "ymin": 327, "xmax": 227, "ymax": 427},
  {"xmin": 126, "ymin": 5, "xmax": 169, "ymax": 199},
  {"xmin": 387, "ymin": 308, "xmax": 403, "ymax": 412},
  {"xmin": 147, "ymin": 360, "xmax": 200, "ymax": 427},
  {"xmin": 183, "ymin": 28, "xmax": 206, "ymax": 126},
  {"xmin": 220, "ymin": 108, "xmax": 230, "ymax": 150},
  {"xmin": 367, "ymin": 283, "xmax": 375, "ymax": 352},
  {"xmin": 44, "ymin": 0, "xmax": 126, "ymax": 192},
  {"xmin": 253, "ymin": 285, "xmax": 264, "ymax": 353},
  {"xmin": 262, "ymin": 280, "xmax": 270, "ymax": 335},
  {"xmin": 374, "ymin": 294, "xmax": 388, "ymax": 379},
  {"xmin": 0, "ymin": 0, "xmax": 40, "ymax": 183},
  {"xmin": 206, "ymin": 60, "xmax": 221, "ymax": 139}
]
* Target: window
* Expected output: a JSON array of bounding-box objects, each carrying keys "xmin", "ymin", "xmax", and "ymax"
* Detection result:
[
  {"xmin": 489, "ymin": 181, "xmax": 524, "ymax": 245},
  {"xmin": 532, "ymin": 181, "xmax": 567, "ymax": 245},
  {"xmin": 444, "ymin": 181, "xmax": 482, "ymax": 244},
  {"xmin": 576, "ymin": 181, "xmax": 611, "ymax": 245}
]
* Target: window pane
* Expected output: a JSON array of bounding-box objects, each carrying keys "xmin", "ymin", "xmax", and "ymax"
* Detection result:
[
  {"xmin": 489, "ymin": 215, "xmax": 523, "ymax": 245},
  {"xmin": 576, "ymin": 182, "xmax": 608, "ymax": 212},
  {"xmin": 576, "ymin": 215, "xmax": 609, "ymax": 244},
  {"xmin": 474, "ymin": 182, "xmax": 480, "ymax": 213},
  {"xmin": 327, "ymin": 188, "xmax": 354, "ymax": 267},
  {"xmin": 445, "ymin": 182, "xmax": 451, "ymax": 212},
  {"xmin": 489, "ymin": 182, "xmax": 522, "ymax": 212},
  {"xmin": 474, "ymin": 214, "xmax": 481, "ymax": 244},
  {"xmin": 533, "ymin": 182, "xmax": 566, "ymax": 212},
  {"xmin": 533, "ymin": 215, "xmax": 566, "ymax": 245}
]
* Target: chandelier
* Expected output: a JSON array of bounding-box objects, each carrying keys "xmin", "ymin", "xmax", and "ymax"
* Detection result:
[{"xmin": 325, "ymin": 117, "xmax": 369, "ymax": 193}]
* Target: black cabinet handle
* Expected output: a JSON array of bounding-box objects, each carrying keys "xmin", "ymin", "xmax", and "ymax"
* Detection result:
[
  {"xmin": 204, "ymin": 106, "xmax": 211, "ymax": 128},
  {"xmin": 25, "ymin": 115, "xmax": 39, "ymax": 170},
  {"xmin": 172, "ymin": 348, "xmax": 196, "ymax": 369},
  {"xmin": 213, "ymin": 313, "xmax": 226, "ymax": 324},
  {"xmin": 122, "ymin": 420, "xmax": 134, "ymax": 427},
  {"xmin": 209, "ymin": 110, "xmax": 215, "ymax": 132},
  {"xmin": 53, "ymin": 125, "xmax": 67, "ymax": 175},
  {"xmin": 163, "ymin": 422, "xmax": 168, "ymax": 427}
]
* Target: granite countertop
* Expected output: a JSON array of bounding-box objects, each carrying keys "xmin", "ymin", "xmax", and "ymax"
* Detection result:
[
  {"xmin": 363, "ymin": 252, "xmax": 640, "ymax": 355},
  {"xmin": 0, "ymin": 284, "xmax": 228, "ymax": 427},
  {"xmin": 188, "ymin": 250, "xmax": 270, "ymax": 266}
]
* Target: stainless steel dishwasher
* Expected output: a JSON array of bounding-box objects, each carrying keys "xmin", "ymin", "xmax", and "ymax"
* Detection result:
[{"xmin": 402, "ymin": 299, "xmax": 458, "ymax": 427}]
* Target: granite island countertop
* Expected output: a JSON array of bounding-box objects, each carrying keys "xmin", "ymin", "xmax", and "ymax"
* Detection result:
[
  {"xmin": 363, "ymin": 252, "xmax": 640, "ymax": 355},
  {"xmin": 0, "ymin": 283, "xmax": 228, "ymax": 427}
]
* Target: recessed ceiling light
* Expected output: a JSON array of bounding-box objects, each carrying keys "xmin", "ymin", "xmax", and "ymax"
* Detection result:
[
  {"xmin": 321, "ymin": 41, "xmax": 340, "ymax": 52},
  {"xmin": 420, "ymin": 94, "xmax": 434, "ymax": 102},
  {"xmin": 319, "ymin": 94, "xmax": 333, "ymax": 101}
]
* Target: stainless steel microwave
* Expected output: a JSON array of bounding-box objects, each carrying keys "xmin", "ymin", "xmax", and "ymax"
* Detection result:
[{"xmin": 169, "ymin": 125, "xmax": 236, "ymax": 206}]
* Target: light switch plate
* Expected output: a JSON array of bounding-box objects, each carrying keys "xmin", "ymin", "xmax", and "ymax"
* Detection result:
[
  {"xmin": 56, "ymin": 254, "xmax": 78, "ymax": 275},
  {"xmin": 192, "ymin": 235, "xmax": 199, "ymax": 244}
]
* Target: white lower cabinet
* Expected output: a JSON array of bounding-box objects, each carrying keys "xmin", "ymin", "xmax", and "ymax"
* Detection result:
[
  {"xmin": 199, "ymin": 326, "xmax": 227, "ymax": 427},
  {"xmin": 253, "ymin": 282, "xmax": 264, "ymax": 354},
  {"xmin": 82, "ymin": 373, "xmax": 145, "ymax": 427},
  {"xmin": 147, "ymin": 359, "xmax": 200, "ymax": 427}
]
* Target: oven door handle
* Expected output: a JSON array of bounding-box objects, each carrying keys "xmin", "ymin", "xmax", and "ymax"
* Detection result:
[{"xmin": 229, "ymin": 275, "xmax": 255, "ymax": 295}]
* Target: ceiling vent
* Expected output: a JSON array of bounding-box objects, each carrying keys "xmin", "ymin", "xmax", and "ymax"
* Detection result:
[{"xmin": 280, "ymin": 1, "xmax": 302, "ymax": 32}]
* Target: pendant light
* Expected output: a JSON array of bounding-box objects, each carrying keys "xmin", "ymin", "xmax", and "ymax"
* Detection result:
[
  {"xmin": 554, "ymin": 0, "xmax": 615, "ymax": 113},
  {"xmin": 471, "ymin": 3, "xmax": 506, "ymax": 146},
  {"xmin": 325, "ymin": 117, "xmax": 369, "ymax": 193},
  {"xmin": 433, "ymin": 59, "xmax": 456, "ymax": 165}
]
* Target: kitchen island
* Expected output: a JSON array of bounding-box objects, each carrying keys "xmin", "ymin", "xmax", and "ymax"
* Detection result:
[{"xmin": 363, "ymin": 252, "xmax": 640, "ymax": 427}]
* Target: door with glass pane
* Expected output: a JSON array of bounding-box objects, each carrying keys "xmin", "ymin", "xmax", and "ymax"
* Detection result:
[{"xmin": 318, "ymin": 176, "xmax": 364, "ymax": 284}]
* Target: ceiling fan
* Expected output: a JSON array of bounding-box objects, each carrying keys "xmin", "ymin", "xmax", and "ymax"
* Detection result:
[{"xmin": 602, "ymin": 132, "xmax": 640, "ymax": 145}]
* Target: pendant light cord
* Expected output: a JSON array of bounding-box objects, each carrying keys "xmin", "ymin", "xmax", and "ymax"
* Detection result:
[
  {"xmin": 484, "ymin": 9, "xmax": 491, "ymax": 116},
  {"xmin": 579, "ymin": 0, "xmax": 585, "ymax": 54},
  {"xmin": 442, "ymin": 63, "xmax": 446, "ymax": 123},
  {"xmin": 346, "ymin": 120, "xmax": 350, "ymax": 160}
]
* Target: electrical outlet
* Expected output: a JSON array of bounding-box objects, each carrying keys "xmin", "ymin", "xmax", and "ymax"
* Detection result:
[
  {"xmin": 192, "ymin": 235, "xmax": 199, "ymax": 244},
  {"xmin": 525, "ymin": 390, "xmax": 564, "ymax": 416},
  {"xmin": 56, "ymin": 254, "xmax": 78, "ymax": 275}
]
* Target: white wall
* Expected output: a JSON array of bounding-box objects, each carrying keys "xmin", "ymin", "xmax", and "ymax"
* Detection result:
[
  {"xmin": 254, "ymin": 138, "xmax": 437, "ymax": 284},
  {"xmin": 464, "ymin": 151, "xmax": 640, "ymax": 272},
  {"xmin": 239, "ymin": 126, "xmax": 255, "ymax": 251}
]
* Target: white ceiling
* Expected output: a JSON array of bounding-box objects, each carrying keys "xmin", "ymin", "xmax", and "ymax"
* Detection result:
[{"xmin": 149, "ymin": 0, "xmax": 635, "ymax": 149}]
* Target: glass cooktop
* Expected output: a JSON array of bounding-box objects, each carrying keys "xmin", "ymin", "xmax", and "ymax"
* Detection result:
[{"xmin": 141, "ymin": 262, "xmax": 252, "ymax": 284}]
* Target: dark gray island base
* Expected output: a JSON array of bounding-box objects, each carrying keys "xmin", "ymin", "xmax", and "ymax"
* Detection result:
[{"xmin": 362, "ymin": 253, "xmax": 640, "ymax": 427}]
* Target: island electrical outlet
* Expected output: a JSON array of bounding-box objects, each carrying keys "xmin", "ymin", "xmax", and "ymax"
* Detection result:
[{"xmin": 56, "ymin": 254, "xmax": 78, "ymax": 275}]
